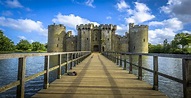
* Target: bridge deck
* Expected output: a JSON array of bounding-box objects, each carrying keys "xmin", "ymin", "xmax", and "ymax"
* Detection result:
[{"xmin": 32, "ymin": 53, "xmax": 168, "ymax": 98}]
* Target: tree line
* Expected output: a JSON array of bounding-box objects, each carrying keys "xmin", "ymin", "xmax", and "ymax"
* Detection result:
[
  {"xmin": 149, "ymin": 33, "xmax": 191, "ymax": 54},
  {"xmin": 0, "ymin": 30, "xmax": 47, "ymax": 52}
]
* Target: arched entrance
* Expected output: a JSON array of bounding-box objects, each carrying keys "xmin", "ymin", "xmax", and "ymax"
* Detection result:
[{"xmin": 93, "ymin": 45, "xmax": 99, "ymax": 52}]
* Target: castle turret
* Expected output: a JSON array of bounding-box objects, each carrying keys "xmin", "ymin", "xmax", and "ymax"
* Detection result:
[
  {"xmin": 76, "ymin": 23, "xmax": 94, "ymax": 51},
  {"xmin": 129, "ymin": 23, "xmax": 148, "ymax": 53},
  {"xmin": 100, "ymin": 24, "xmax": 117, "ymax": 52},
  {"xmin": 48, "ymin": 24, "xmax": 66, "ymax": 52}
]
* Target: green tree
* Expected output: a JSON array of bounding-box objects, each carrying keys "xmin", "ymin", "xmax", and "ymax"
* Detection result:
[
  {"xmin": 173, "ymin": 33, "xmax": 191, "ymax": 53},
  {"xmin": 32, "ymin": 42, "xmax": 46, "ymax": 51},
  {"xmin": 16, "ymin": 39, "xmax": 32, "ymax": 51},
  {"xmin": 0, "ymin": 30, "xmax": 15, "ymax": 51},
  {"xmin": 163, "ymin": 39, "xmax": 170, "ymax": 53},
  {"xmin": 149, "ymin": 43, "xmax": 163, "ymax": 53}
]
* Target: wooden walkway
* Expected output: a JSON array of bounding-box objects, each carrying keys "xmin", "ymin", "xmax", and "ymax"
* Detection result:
[{"xmin": 32, "ymin": 53, "xmax": 168, "ymax": 98}]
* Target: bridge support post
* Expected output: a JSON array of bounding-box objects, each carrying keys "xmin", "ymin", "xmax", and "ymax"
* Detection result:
[
  {"xmin": 123, "ymin": 55, "xmax": 126, "ymax": 70},
  {"xmin": 74, "ymin": 53, "xmax": 76, "ymax": 67},
  {"xmin": 57, "ymin": 54, "xmax": 61, "ymax": 79},
  {"xmin": 120, "ymin": 55, "xmax": 122, "ymax": 67},
  {"xmin": 70, "ymin": 54, "xmax": 73, "ymax": 70},
  {"xmin": 138, "ymin": 55, "xmax": 142, "ymax": 80},
  {"xmin": 44, "ymin": 55, "xmax": 49, "ymax": 89},
  {"xmin": 65, "ymin": 54, "xmax": 68, "ymax": 73},
  {"xmin": 17, "ymin": 57, "xmax": 26, "ymax": 98},
  {"xmin": 153, "ymin": 56, "xmax": 158, "ymax": 90},
  {"xmin": 116, "ymin": 54, "xmax": 119, "ymax": 65},
  {"xmin": 182, "ymin": 58, "xmax": 191, "ymax": 98},
  {"xmin": 129, "ymin": 54, "xmax": 132, "ymax": 74}
]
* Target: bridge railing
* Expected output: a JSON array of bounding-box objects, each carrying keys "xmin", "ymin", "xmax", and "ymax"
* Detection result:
[
  {"xmin": 0, "ymin": 51, "xmax": 91, "ymax": 98},
  {"xmin": 102, "ymin": 51, "xmax": 191, "ymax": 98}
]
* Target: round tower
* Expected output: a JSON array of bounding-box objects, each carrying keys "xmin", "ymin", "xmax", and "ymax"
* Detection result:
[
  {"xmin": 129, "ymin": 23, "xmax": 148, "ymax": 53},
  {"xmin": 48, "ymin": 24, "xmax": 66, "ymax": 52}
]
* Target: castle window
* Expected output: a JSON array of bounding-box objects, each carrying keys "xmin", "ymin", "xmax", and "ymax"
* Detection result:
[
  {"xmin": 134, "ymin": 46, "xmax": 135, "ymax": 50},
  {"xmin": 95, "ymin": 38, "xmax": 97, "ymax": 41},
  {"xmin": 58, "ymin": 38, "xmax": 59, "ymax": 41},
  {"xmin": 108, "ymin": 38, "xmax": 109, "ymax": 40},
  {"xmin": 143, "ymin": 39, "xmax": 145, "ymax": 42},
  {"xmin": 57, "ymin": 44, "xmax": 59, "ymax": 47},
  {"xmin": 87, "ymin": 38, "xmax": 88, "ymax": 40}
]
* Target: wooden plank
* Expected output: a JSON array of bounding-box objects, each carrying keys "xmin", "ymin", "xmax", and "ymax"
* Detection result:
[{"xmin": 32, "ymin": 53, "xmax": 168, "ymax": 98}]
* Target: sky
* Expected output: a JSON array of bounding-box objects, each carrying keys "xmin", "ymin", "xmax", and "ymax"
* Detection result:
[{"xmin": 0, "ymin": 0, "xmax": 191, "ymax": 44}]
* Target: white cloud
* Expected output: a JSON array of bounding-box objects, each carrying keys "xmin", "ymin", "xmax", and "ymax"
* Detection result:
[
  {"xmin": 116, "ymin": 24, "xmax": 127, "ymax": 35},
  {"xmin": 18, "ymin": 36, "xmax": 26, "ymax": 40},
  {"xmin": 2, "ymin": 11, "xmax": 13, "ymax": 16},
  {"xmin": 0, "ymin": 17, "xmax": 47, "ymax": 36},
  {"xmin": 85, "ymin": 0, "xmax": 95, "ymax": 8},
  {"xmin": 148, "ymin": 18, "xmax": 183, "ymax": 44},
  {"xmin": 5, "ymin": 0, "xmax": 23, "ymax": 8},
  {"xmin": 161, "ymin": 0, "xmax": 191, "ymax": 23},
  {"xmin": 106, "ymin": 16, "xmax": 112, "ymax": 20},
  {"xmin": 52, "ymin": 13, "xmax": 99, "ymax": 29},
  {"xmin": 116, "ymin": 0, "xmax": 129, "ymax": 12},
  {"xmin": 125, "ymin": 2, "xmax": 155, "ymax": 24}
]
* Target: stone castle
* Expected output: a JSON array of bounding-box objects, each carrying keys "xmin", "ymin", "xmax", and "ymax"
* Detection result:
[{"xmin": 47, "ymin": 23, "xmax": 148, "ymax": 53}]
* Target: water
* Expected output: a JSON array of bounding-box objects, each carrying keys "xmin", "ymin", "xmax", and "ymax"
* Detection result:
[{"xmin": 0, "ymin": 55, "xmax": 183, "ymax": 98}]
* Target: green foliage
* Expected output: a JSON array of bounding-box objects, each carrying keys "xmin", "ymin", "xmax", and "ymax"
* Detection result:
[
  {"xmin": 149, "ymin": 32, "xmax": 191, "ymax": 54},
  {"xmin": 149, "ymin": 43, "xmax": 163, "ymax": 53},
  {"xmin": 0, "ymin": 30, "xmax": 15, "ymax": 51},
  {"xmin": 16, "ymin": 39, "xmax": 32, "ymax": 51},
  {"xmin": 32, "ymin": 42, "xmax": 46, "ymax": 51}
]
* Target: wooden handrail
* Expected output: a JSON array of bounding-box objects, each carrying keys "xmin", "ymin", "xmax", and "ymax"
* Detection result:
[
  {"xmin": 0, "ymin": 51, "xmax": 91, "ymax": 98},
  {"xmin": 102, "ymin": 51, "xmax": 191, "ymax": 98}
]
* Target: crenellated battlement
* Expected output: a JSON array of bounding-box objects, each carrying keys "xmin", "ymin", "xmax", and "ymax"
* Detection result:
[
  {"xmin": 76, "ymin": 23, "xmax": 94, "ymax": 30},
  {"xmin": 100, "ymin": 24, "xmax": 117, "ymax": 30},
  {"xmin": 129, "ymin": 23, "xmax": 148, "ymax": 29},
  {"xmin": 48, "ymin": 23, "xmax": 66, "ymax": 29}
]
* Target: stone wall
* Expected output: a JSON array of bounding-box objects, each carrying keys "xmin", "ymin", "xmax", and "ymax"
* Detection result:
[
  {"xmin": 129, "ymin": 23, "xmax": 148, "ymax": 53},
  {"xmin": 48, "ymin": 23, "xmax": 148, "ymax": 53},
  {"xmin": 48, "ymin": 24, "xmax": 66, "ymax": 52}
]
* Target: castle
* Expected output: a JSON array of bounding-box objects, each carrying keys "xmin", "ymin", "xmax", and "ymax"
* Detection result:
[{"xmin": 47, "ymin": 23, "xmax": 148, "ymax": 53}]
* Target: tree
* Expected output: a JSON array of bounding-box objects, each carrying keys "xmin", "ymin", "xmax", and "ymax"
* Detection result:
[
  {"xmin": 149, "ymin": 43, "xmax": 163, "ymax": 53},
  {"xmin": 32, "ymin": 42, "xmax": 46, "ymax": 51},
  {"xmin": 173, "ymin": 33, "xmax": 191, "ymax": 53},
  {"xmin": 163, "ymin": 39, "xmax": 170, "ymax": 53},
  {"xmin": 16, "ymin": 40, "xmax": 32, "ymax": 51},
  {"xmin": 0, "ymin": 30, "xmax": 15, "ymax": 51}
]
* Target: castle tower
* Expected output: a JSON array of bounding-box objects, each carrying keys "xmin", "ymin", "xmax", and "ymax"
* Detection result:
[
  {"xmin": 76, "ymin": 24, "xmax": 94, "ymax": 51},
  {"xmin": 129, "ymin": 23, "xmax": 148, "ymax": 53},
  {"xmin": 100, "ymin": 24, "xmax": 117, "ymax": 52},
  {"xmin": 48, "ymin": 24, "xmax": 66, "ymax": 52}
]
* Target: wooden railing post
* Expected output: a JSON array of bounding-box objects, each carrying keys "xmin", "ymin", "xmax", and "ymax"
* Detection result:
[
  {"xmin": 57, "ymin": 54, "xmax": 61, "ymax": 79},
  {"xmin": 70, "ymin": 53, "xmax": 73, "ymax": 70},
  {"xmin": 74, "ymin": 53, "xmax": 76, "ymax": 67},
  {"xmin": 17, "ymin": 57, "xmax": 26, "ymax": 98},
  {"xmin": 76, "ymin": 53, "xmax": 79, "ymax": 65},
  {"xmin": 138, "ymin": 55, "xmax": 142, "ymax": 80},
  {"xmin": 153, "ymin": 56, "xmax": 158, "ymax": 90},
  {"xmin": 65, "ymin": 54, "xmax": 68, "ymax": 73},
  {"xmin": 44, "ymin": 55, "xmax": 49, "ymax": 89},
  {"xmin": 182, "ymin": 58, "xmax": 191, "ymax": 98},
  {"xmin": 123, "ymin": 55, "xmax": 126, "ymax": 70},
  {"xmin": 117, "ymin": 53, "xmax": 119, "ymax": 65},
  {"xmin": 120, "ymin": 54, "xmax": 122, "ymax": 67},
  {"xmin": 129, "ymin": 54, "xmax": 132, "ymax": 74}
]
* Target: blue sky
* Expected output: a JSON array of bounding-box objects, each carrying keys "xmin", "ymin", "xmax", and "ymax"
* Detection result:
[{"xmin": 0, "ymin": 0, "xmax": 191, "ymax": 44}]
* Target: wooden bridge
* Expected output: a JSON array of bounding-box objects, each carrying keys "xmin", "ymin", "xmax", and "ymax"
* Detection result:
[
  {"xmin": 0, "ymin": 51, "xmax": 191, "ymax": 98},
  {"xmin": 32, "ymin": 53, "xmax": 167, "ymax": 98}
]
